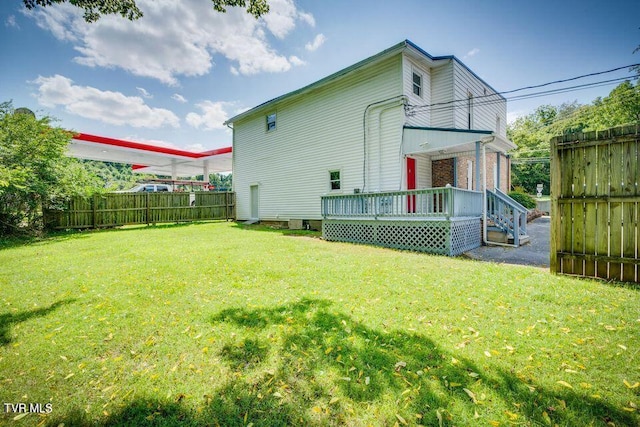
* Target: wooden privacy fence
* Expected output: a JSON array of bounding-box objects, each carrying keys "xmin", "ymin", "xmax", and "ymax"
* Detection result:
[
  {"xmin": 551, "ymin": 125, "xmax": 639, "ymax": 283},
  {"xmin": 45, "ymin": 192, "xmax": 236, "ymax": 229}
]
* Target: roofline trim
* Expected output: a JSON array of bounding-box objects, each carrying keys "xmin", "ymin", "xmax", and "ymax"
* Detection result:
[
  {"xmin": 403, "ymin": 126, "xmax": 493, "ymax": 135},
  {"xmin": 225, "ymin": 39, "xmax": 506, "ymax": 125},
  {"xmin": 225, "ymin": 40, "xmax": 409, "ymax": 125}
]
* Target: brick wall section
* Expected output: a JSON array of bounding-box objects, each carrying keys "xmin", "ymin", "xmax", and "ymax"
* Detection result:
[
  {"xmin": 431, "ymin": 159, "xmax": 455, "ymax": 187},
  {"xmin": 451, "ymin": 153, "xmax": 510, "ymax": 192}
]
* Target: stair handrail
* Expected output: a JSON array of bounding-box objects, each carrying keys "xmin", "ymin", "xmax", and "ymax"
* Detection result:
[
  {"xmin": 486, "ymin": 188, "xmax": 528, "ymax": 246},
  {"xmin": 494, "ymin": 187, "xmax": 528, "ymax": 214}
]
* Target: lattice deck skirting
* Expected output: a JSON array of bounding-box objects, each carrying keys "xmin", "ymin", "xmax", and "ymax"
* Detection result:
[{"xmin": 323, "ymin": 217, "xmax": 481, "ymax": 256}]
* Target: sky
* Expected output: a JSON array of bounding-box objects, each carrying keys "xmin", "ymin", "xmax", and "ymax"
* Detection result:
[{"xmin": 1, "ymin": 0, "xmax": 638, "ymax": 152}]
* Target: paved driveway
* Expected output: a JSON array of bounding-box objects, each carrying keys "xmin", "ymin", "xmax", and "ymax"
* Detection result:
[{"xmin": 464, "ymin": 216, "xmax": 550, "ymax": 268}]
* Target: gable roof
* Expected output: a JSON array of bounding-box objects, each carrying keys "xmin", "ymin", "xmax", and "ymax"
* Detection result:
[{"xmin": 224, "ymin": 39, "xmax": 504, "ymax": 125}]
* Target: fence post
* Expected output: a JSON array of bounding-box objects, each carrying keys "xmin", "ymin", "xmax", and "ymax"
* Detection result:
[
  {"xmin": 146, "ymin": 192, "xmax": 150, "ymax": 225},
  {"xmin": 549, "ymin": 136, "xmax": 560, "ymax": 274},
  {"xmin": 92, "ymin": 194, "xmax": 98, "ymax": 229}
]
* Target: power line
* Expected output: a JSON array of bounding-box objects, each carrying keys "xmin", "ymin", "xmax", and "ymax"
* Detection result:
[
  {"xmin": 506, "ymin": 76, "xmax": 632, "ymax": 102},
  {"xmin": 406, "ymin": 63, "xmax": 639, "ymax": 114},
  {"xmin": 406, "ymin": 76, "xmax": 632, "ymax": 119},
  {"xmin": 499, "ymin": 64, "xmax": 639, "ymax": 96},
  {"xmin": 511, "ymin": 158, "xmax": 550, "ymax": 164}
]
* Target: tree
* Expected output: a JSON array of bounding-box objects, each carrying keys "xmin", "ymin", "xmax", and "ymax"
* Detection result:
[
  {"xmin": 508, "ymin": 80, "xmax": 640, "ymax": 195},
  {"xmin": 0, "ymin": 102, "xmax": 102, "ymax": 235},
  {"xmin": 632, "ymin": 35, "xmax": 640, "ymax": 77},
  {"xmin": 22, "ymin": 0, "xmax": 270, "ymax": 22}
]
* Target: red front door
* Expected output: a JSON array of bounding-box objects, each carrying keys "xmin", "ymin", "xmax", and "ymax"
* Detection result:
[{"xmin": 407, "ymin": 157, "xmax": 416, "ymax": 213}]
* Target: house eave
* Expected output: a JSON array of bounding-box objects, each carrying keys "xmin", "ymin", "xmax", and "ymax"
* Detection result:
[
  {"xmin": 224, "ymin": 40, "xmax": 410, "ymax": 125},
  {"xmin": 402, "ymin": 126, "xmax": 516, "ymax": 156}
]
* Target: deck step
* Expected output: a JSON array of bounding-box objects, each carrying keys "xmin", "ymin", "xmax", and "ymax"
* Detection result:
[{"xmin": 487, "ymin": 228, "xmax": 530, "ymax": 246}]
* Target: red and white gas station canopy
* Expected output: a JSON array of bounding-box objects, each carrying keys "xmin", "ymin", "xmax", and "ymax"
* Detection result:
[{"xmin": 68, "ymin": 133, "xmax": 232, "ymax": 178}]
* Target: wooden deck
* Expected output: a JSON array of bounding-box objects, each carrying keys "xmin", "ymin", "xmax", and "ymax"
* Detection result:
[{"xmin": 321, "ymin": 187, "xmax": 483, "ymax": 255}]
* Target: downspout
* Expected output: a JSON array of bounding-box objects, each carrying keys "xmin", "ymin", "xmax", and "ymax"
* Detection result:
[
  {"xmin": 362, "ymin": 95, "xmax": 406, "ymax": 193},
  {"xmin": 377, "ymin": 103, "xmax": 402, "ymax": 191},
  {"xmin": 475, "ymin": 141, "xmax": 481, "ymax": 192},
  {"xmin": 226, "ymin": 122, "xmax": 235, "ymax": 193},
  {"xmin": 482, "ymin": 138, "xmax": 489, "ymax": 245}
]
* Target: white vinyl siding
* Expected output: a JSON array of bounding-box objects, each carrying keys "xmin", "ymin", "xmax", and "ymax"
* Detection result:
[
  {"xmin": 452, "ymin": 61, "xmax": 506, "ymax": 135},
  {"xmin": 430, "ymin": 61, "xmax": 455, "ymax": 128},
  {"xmin": 403, "ymin": 56, "xmax": 431, "ymax": 127},
  {"xmin": 233, "ymin": 55, "xmax": 403, "ymax": 221},
  {"xmin": 414, "ymin": 153, "xmax": 432, "ymax": 189}
]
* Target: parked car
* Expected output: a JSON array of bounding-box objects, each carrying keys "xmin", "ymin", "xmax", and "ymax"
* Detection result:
[{"xmin": 118, "ymin": 183, "xmax": 173, "ymax": 193}]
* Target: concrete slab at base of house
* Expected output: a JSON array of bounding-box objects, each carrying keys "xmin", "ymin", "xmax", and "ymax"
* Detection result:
[{"xmin": 464, "ymin": 216, "xmax": 550, "ymax": 268}]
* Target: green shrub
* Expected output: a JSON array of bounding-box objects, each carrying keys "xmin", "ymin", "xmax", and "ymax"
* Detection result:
[
  {"xmin": 508, "ymin": 191, "xmax": 537, "ymax": 209},
  {"xmin": 0, "ymin": 101, "xmax": 101, "ymax": 236}
]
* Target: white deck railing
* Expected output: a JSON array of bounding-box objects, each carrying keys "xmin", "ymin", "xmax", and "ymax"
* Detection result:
[
  {"xmin": 486, "ymin": 188, "xmax": 528, "ymax": 245},
  {"xmin": 321, "ymin": 187, "xmax": 483, "ymax": 219}
]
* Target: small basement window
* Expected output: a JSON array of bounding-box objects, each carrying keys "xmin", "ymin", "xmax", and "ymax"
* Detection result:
[
  {"xmin": 329, "ymin": 170, "xmax": 341, "ymax": 190},
  {"xmin": 412, "ymin": 72, "xmax": 422, "ymax": 97},
  {"xmin": 266, "ymin": 113, "xmax": 276, "ymax": 131}
]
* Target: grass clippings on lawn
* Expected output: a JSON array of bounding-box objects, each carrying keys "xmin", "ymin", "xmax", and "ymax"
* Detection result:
[{"xmin": 0, "ymin": 222, "xmax": 638, "ymax": 426}]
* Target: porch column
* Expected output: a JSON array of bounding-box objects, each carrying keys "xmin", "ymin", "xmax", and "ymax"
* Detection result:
[
  {"xmin": 475, "ymin": 141, "xmax": 481, "ymax": 191},
  {"xmin": 496, "ymin": 152, "xmax": 501, "ymax": 190},
  {"xmin": 452, "ymin": 157, "xmax": 458, "ymax": 187},
  {"xmin": 203, "ymin": 160, "xmax": 210, "ymax": 183}
]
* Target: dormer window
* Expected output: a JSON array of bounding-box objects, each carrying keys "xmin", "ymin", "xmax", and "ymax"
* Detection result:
[
  {"xmin": 412, "ymin": 72, "xmax": 422, "ymax": 97},
  {"xmin": 266, "ymin": 113, "xmax": 276, "ymax": 132}
]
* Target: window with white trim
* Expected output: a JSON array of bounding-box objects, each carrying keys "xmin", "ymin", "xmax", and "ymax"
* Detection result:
[
  {"xmin": 412, "ymin": 72, "xmax": 422, "ymax": 97},
  {"xmin": 266, "ymin": 113, "xmax": 276, "ymax": 132},
  {"xmin": 329, "ymin": 170, "xmax": 341, "ymax": 190}
]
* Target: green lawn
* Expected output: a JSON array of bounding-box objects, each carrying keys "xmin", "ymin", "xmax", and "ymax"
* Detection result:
[{"xmin": 0, "ymin": 222, "xmax": 638, "ymax": 426}]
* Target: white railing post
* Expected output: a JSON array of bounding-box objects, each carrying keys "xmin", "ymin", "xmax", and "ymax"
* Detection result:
[{"xmin": 321, "ymin": 187, "xmax": 483, "ymax": 220}]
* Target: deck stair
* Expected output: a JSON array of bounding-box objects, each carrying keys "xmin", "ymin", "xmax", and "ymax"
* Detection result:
[{"xmin": 485, "ymin": 188, "xmax": 529, "ymax": 246}]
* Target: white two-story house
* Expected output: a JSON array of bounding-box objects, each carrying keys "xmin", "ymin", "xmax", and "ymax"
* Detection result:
[{"xmin": 225, "ymin": 40, "xmax": 521, "ymax": 255}]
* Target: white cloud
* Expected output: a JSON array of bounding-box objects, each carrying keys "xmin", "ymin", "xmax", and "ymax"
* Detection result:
[
  {"xmin": 298, "ymin": 11, "xmax": 315, "ymax": 27},
  {"xmin": 463, "ymin": 48, "xmax": 480, "ymax": 59},
  {"xmin": 5, "ymin": 15, "xmax": 19, "ymax": 28},
  {"xmin": 262, "ymin": 0, "xmax": 316, "ymax": 38},
  {"xmin": 185, "ymin": 143, "xmax": 206, "ymax": 152},
  {"xmin": 136, "ymin": 87, "xmax": 153, "ymax": 98},
  {"xmin": 507, "ymin": 110, "xmax": 527, "ymax": 124},
  {"xmin": 32, "ymin": 74, "xmax": 180, "ymax": 128},
  {"xmin": 289, "ymin": 55, "xmax": 306, "ymax": 66},
  {"xmin": 30, "ymin": 3, "xmax": 82, "ymax": 41},
  {"xmin": 262, "ymin": 0, "xmax": 297, "ymax": 39},
  {"xmin": 305, "ymin": 33, "xmax": 326, "ymax": 52},
  {"xmin": 29, "ymin": 0, "xmax": 312, "ymax": 84},
  {"xmin": 172, "ymin": 94, "xmax": 187, "ymax": 103},
  {"xmin": 186, "ymin": 100, "xmax": 235, "ymax": 130}
]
